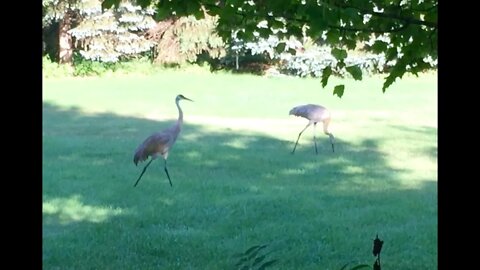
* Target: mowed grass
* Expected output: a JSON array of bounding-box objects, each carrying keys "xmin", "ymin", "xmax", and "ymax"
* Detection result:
[{"xmin": 43, "ymin": 71, "xmax": 437, "ymax": 270}]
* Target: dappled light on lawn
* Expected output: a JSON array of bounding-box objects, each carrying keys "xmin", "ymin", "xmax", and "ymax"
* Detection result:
[{"xmin": 43, "ymin": 195, "xmax": 127, "ymax": 224}]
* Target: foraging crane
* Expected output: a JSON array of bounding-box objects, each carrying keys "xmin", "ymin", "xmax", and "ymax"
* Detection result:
[
  {"xmin": 289, "ymin": 104, "xmax": 335, "ymax": 154},
  {"xmin": 133, "ymin": 94, "xmax": 193, "ymax": 187}
]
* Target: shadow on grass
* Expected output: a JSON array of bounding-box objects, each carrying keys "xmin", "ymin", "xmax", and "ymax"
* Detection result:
[
  {"xmin": 388, "ymin": 124, "xmax": 437, "ymax": 160},
  {"xmin": 42, "ymin": 102, "xmax": 437, "ymax": 269}
]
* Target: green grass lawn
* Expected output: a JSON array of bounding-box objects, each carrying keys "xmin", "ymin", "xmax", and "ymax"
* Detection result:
[{"xmin": 43, "ymin": 71, "xmax": 437, "ymax": 269}]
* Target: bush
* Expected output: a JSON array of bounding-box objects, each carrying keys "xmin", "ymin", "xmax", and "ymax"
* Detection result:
[
  {"xmin": 72, "ymin": 53, "xmax": 122, "ymax": 76},
  {"xmin": 42, "ymin": 56, "xmax": 74, "ymax": 78},
  {"xmin": 43, "ymin": 53, "xmax": 214, "ymax": 78}
]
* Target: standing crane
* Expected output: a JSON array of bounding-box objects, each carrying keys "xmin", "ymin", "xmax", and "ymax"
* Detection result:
[
  {"xmin": 133, "ymin": 94, "xmax": 193, "ymax": 187},
  {"xmin": 289, "ymin": 104, "xmax": 335, "ymax": 154}
]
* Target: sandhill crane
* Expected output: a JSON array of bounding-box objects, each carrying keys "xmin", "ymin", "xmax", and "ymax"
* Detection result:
[
  {"xmin": 289, "ymin": 104, "xmax": 335, "ymax": 154},
  {"xmin": 133, "ymin": 94, "xmax": 193, "ymax": 187}
]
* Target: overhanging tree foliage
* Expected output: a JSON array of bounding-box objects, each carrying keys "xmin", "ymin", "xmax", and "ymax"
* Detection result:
[{"xmin": 103, "ymin": 0, "xmax": 437, "ymax": 97}]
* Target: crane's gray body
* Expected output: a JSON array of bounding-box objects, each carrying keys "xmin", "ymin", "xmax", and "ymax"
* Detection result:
[
  {"xmin": 134, "ymin": 123, "xmax": 180, "ymax": 165},
  {"xmin": 289, "ymin": 104, "xmax": 331, "ymax": 123},
  {"xmin": 289, "ymin": 104, "xmax": 335, "ymax": 153},
  {"xmin": 133, "ymin": 94, "xmax": 192, "ymax": 187}
]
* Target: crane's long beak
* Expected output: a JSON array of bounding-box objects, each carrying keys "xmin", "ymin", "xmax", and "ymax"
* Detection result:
[{"xmin": 183, "ymin": 97, "xmax": 193, "ymax": 102}]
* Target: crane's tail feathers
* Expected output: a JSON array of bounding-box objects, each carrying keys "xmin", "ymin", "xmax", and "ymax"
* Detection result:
[
  {"xmin": 133, "ymin": 152, "xmax": 140, "ymax": 166},
  {"xmin": 133, "ymin": 150, "xmax": 148, "ymax": 166}
]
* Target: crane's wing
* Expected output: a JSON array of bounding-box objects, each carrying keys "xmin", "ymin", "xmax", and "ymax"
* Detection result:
[{"xmin": 133, "ymin": 132, "xmax": 172, "ymax": 165}]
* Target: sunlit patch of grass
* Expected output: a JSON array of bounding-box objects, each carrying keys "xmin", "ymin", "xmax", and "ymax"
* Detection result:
[{"xmin": 43, "ymin": 195, "xmax": 127, "ymax": 224}]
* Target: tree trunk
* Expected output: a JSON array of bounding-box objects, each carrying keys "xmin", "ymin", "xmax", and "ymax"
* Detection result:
[{"xmin": 58, "ymin": 10, "xmax": 74, "ymax": 64}]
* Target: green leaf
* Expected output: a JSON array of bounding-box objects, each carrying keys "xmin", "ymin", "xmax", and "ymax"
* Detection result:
[
  {"xmin": 257, "ymin": 28, "xmax": 271, "ymax": 38},
  {"xmin": 154, "ymin": 7, "xmax": 172, "ymax": 21},
  {"xmin": 275, "ymin": 43, "xmax": 286, "ymax": 53},
  {"xmin": 333, "ymin": 84, "xmax": 345, "ymax": 98},
  {"xmin": 326, "ymin": 30, "xmax": 341, "ymax": 44},
  {"xmin": 101, "ymin": 0, "xmax": 119, "ymax": 10},
  {"xmin": 425, "ymin": 10, "xmax": 437, "ymax": 24},
  {"xmin": 331, "ymin": 48, "xmax": 347, "ymax": 60},
  {"xmin": 385, "ymin": 47, "xmax": 398, "ymax": 61},
  {"xmin": 286, "ymin": 25, "xmax": 303, "ymax": 37},
  {"xmin": 306, "ymin": 5, "xmax": 328, "ymax": 37},
  {"xmin": 220, "ymin": 6, "xmax": 235, "ymax": 20},
  {"xmin": 270, "ymin": 19, "xmax": 285, "ymax": 29},
  {"xmin": 324, "ymin": 7, "xmax": 340, "ymax": 24},
  {"xmin": 344, "ymin": 39, "xmax": 357, "ymax": 50},
  {"xmin": 287, "ymin": 48, "xmax": 297, "ymax": 55},
  {"xmin": 235, "ymin": 31, "xmax": 246, "ymax": 40},
  {"xmin": 346, "ymin": 65, "xmax": 362, "ymax": 80},
  {"xmin": 383, "ymin": 73, "xmax": 397, "ymax": 92},
  {"xmin": 247, "ymin": 245, "xmax": 268, "ymax": 260},
  {"xmin": 136, "ymin": 0, "xmax": 152, "ymax": 9},
  {"xmin": 243, "ymin": 24, "xmax": 256, "ymax": 40},
  {"xmin": 251, "ymin": 255, "xmax": 267, "ymax": 267},
  {"xmin": 186, "ymin": 0, "xmax": 202, "ymax": 17},
  {"xmin": 258, "ymin": 259, "xmax": 278, "ymax": 270},
  {"xmin": 383, "ymin": 60, "xmax": 408, "ymax": 92},
  {"xmin": 344, "ymin": 8, "xmax": 359, "ymax": 19},
  {"xmin": 193, "ymin": 10, "xmax": 205, "ymax": 20},
  {"xmin": 370, "ymin": 41, "xmax": 388, "ymax": 54},
  {"xmin": 244, "ymin": 245, "xmax": 266, "ymax": 256},
  {"xmin": 234, "ymin": 257, "xmax": 248, "ymax": 267},
  {"xmin": 350, "ymin": 264, "xmax": 371, "ymax": 270},
  {"xmin": 269, "ymin": 0, "xmax": 292, "ymax": 14},
  {"xmin": 383, "ymin": 60, "xmax": 408, "ymax": 91},
  {"xmin": 321, "ymin": 66, "xmax": 332, "ymax": 87}
]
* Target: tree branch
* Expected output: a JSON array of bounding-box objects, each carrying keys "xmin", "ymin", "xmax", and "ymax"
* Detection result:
[
  {"xmin": 367, "ymin": 9, "xmax": 436, "ymax": 28},
  {"xmin": 409, "ymin": 3, "xmax": 438, "ymax": 13},
  {"xmin": 327, "ymin": 23, "xmax": 410, "ymax": 34},
  {"xmin": 326, "ymin": 1, "xmax": 437, "ymax": 28},
  {"xmin": 204, "ymin": 2, "xmax": 436, "ymax": 35}
]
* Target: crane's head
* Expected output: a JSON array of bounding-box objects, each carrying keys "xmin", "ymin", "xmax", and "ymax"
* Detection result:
[{"xmin": 176, "ymin": 94, "xmax": 193, "ymax": 102}]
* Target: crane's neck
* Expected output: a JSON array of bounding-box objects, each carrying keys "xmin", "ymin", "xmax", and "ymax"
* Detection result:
[
  {"xmin": 323, "ymin": 118, "xmax": 335, "ymax": 143},
  {"xmin": 322, "ymin": 118, "xmax": 331, "ymax": 134},
  {"xmin": 176, "ymin": 99, "xmax": 184, "ymax": 126}
]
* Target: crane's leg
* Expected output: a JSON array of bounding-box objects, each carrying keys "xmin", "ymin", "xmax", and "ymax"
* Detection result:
[
  {"xmin": 164, "ymin": 159, "xmax": 173, "ymax": 187},
  {"xmin": 326, "ymin": 133, "xmax": 335, "ymax": 153},
  {"xmin": 292, "ymin": 123, "xmax": 312, "ymax": 154},
  {"xmin": 134, "ymin": 159, "xmax": 153, "ymax": 187},
  {"xmin": 313, "ymin": 122, "xmax": 318, "ymax": 154}
]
